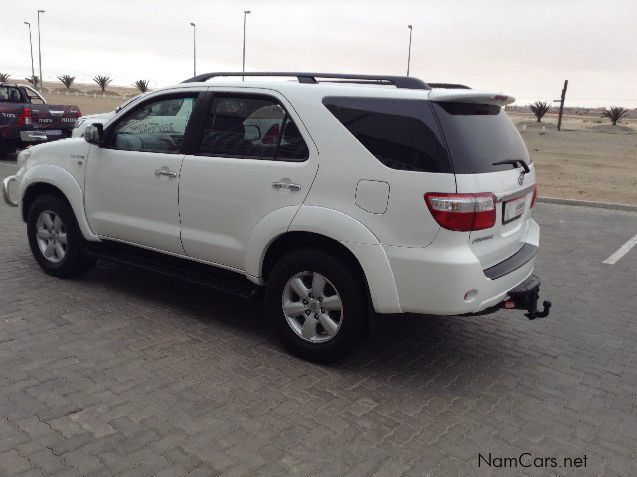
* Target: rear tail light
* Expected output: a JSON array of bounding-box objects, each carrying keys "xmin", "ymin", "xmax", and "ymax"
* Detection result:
[
  {"xmin": 424, "ymin": 192, "xmax": 496, "ymax": 231},
  {"xmin": 18, "ymin": 107, "xmax": 32, "ymax": 126},
  {"xmin": 530, "ymin": 183, "xmax": 537, "ymax": 208}
]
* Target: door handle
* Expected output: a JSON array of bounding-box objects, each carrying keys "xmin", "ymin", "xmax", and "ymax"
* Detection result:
[
  {"xmin": 272, "ymin": 182, "xmax": 301, "ymax": 192},
  {"xmin": 155, "ymin": 169, "xmax": 177, "ymax": 178}
]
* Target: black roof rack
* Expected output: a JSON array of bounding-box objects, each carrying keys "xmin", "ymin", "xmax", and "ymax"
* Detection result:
[
  {"xmin": 182, "ymin": 72, "xmax": 431, "ymax": 90},
  {"xmin": 428, "ymin": 83, "xmax": 471, "ymax": 90}
]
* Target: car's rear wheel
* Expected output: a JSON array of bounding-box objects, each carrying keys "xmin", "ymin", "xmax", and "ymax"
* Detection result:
[
  {"xmin": 265, "ymin": 249, "xmax": 367, "ymax": 362},
  {"xmin": 0, "ymin": 141, "xmax": 8, "ymax": 160},
  {"xmin": 27, "ymin": 194, "xmax": 96, "ymax": 277}
]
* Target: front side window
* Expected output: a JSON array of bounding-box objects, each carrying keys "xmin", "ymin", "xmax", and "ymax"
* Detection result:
[
  {"xmin": 199, "ymin": 95, "xmax": 309, "ymax": 161},
  {"xmin": 110, "ymin": 95, "xmax": 197, "ymax": 154},
  {"xmin": 323, "ymin": 97, "xmax": 451, "ymax": 173}
]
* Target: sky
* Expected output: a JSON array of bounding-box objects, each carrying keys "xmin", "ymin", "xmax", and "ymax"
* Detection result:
[{"xmin": 2, "ymin": 0, "xmax": 636, "ymax": 107}]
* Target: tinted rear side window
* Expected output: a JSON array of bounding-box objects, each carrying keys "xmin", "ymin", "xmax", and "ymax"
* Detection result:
[
  {"xmin": 431, "ymin": 102, "xmax": 530, "ymax": 174},
  {"xmin": 199, "ymin": 95, "xmax": 309, "ymax": 161},
  {"xmin": 323, "ymin": 97, "xmax": 452, "ymax": 173}
]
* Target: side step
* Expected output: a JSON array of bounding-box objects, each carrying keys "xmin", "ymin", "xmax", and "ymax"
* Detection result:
[{"xmin": 85, "ymin": 241, "xmax": 260, "ymax": 298}]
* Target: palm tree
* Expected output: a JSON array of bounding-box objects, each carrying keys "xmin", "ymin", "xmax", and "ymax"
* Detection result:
[
  {"xmin": 529, "ymin": 101, "xmax": 551, "ymax": 123},
  {"xmin": 58, "ymin": 74, "xmax": 75, "ymax": 89},
  {"xmin": 601, "ymin": 106, "xmax": 629, "ymax": 126},
  {"xmin": 93, "ymin": 75, "xmax": 112, "ymax": 92},
  {"xmin": 0, "ymin": 73, "xmax": 10, "ymax": 82},
  {"xmin": 134, "ymin": 80, "xmax": 150, "ymax": 93},
  {"xmin": 25, "ymin": 75, "xmax": 39, "ymax": 88}
]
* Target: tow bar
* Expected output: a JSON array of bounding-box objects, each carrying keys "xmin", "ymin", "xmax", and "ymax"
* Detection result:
[{"xmin": 503, "ymin": 274, "xmax": 552, "ymax": 320}]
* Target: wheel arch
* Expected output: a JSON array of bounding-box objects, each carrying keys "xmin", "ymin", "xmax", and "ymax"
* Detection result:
[
  {"xmin": 262, "ymin": 231, "xmax": 365, "ymax": 282},
  {"xmin": 260, "ymin": 230, "xmax": 402, "ymax": 314},
  {"xmin": 249, "ymin": 205, "xmax": 402, "ymax": 314},
  {"xmin": 20, "ymin": 165, "xmax": 98, "ymax": 241}
]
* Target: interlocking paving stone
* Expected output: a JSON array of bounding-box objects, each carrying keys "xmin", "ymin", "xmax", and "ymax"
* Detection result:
[{"xmin": 1, "ymin": 164, "xmax": 636, "ymax": 475}]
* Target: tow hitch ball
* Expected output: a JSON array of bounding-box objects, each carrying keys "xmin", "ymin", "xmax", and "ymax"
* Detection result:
[{"xmin": 503, "ymin": 275, "xmax": 552, "ymax": 320}]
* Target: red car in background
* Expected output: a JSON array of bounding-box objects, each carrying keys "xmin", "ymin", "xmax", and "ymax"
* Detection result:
[{"xmin": 0, "ymin": 83, "xmax": 81, "ymax": 159}]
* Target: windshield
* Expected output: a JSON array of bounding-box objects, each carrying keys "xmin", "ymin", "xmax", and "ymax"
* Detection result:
[
  {"xmin": 116, "ymin": 93, "xmax": 146, "ymax": 112},
  {"xmin": 432, "ymin": 102, "xmax": 530, "ymax": 174}
]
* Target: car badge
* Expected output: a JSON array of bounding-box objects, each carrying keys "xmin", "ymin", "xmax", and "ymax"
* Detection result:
[{"xmin": 518, "ymin": 172, "xmax": 525, "ymax": 185}]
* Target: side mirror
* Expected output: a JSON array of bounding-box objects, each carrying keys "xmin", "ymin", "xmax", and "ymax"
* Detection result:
[
  {"xmin": 244, "ymin": 124, "xmax": 261, "ymax": 141},
  {"xmin": 84, "ymin": 123, "xmax": 104, "ymax": 146}
]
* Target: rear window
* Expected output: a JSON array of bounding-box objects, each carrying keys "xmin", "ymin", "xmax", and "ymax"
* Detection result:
[
  {"xmin": 323, "ymin": 97, "xmax": 452, "ymax": 173},
  {"xmin": 0, "ymin": 86, "xmax": 21, "ymax": 103},
  {"xmin": 431, "ymin": 102, "xmax": 530, "ymax": 174}
]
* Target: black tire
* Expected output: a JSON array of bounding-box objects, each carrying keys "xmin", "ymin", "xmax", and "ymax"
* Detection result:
[
  {"xmin": 0, "ymin": 141, "xmax": 7, "ymax": 160},
  {"xmin": 26, "ymin": 193, "xmax": 96, "ymax": 278},
  {"xmin": 265, "ymin": 249, "xmax": 367, "ymax": 363}
]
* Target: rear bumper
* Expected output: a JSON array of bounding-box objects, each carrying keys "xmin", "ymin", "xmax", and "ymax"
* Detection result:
[
  {"xmin": 483, "ymin": 243, "xmax": 537, "ymax": 279},
  {"xmin": 463, "ymin": 273, "xmax": 551, "ymax": 319},
  {"xmin": 20, "ymin": 130, "xmax": 50, "ymax": 143},
  {"xmin": 20, "ymin": 129, "xmax": 71, "ymax": 143},
  {"xmin": 383, "ymin": 219, "xmax": 541, "ymax": 315}
]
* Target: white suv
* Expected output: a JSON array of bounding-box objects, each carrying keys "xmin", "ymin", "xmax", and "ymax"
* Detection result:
[{"xmin": 3, "ymin": 72, "xmax": 550, "ymax": 362}]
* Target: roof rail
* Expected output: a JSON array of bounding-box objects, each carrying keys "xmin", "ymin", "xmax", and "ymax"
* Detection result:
[
  {"xmin": 428, "ymin": 83, "xmax": 471, "ymax": 90},
  {"xmin": 182, "ymin": 72, "xmax": 431, "ymax": 90}
]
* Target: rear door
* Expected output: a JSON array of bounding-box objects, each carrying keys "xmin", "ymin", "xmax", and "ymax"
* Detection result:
[
  {"xmin": 430, "ymin": 97, "xmax": 536, "ymax": 269},
  {"xmin": 179, "ymin": 89, "xmax": 318, "ymax": 271}
]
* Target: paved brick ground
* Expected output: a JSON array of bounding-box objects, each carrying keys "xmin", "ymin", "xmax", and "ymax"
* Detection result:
[{"xmin": 1, "ymin": 161, "xmax": 636, "ymax": 476}]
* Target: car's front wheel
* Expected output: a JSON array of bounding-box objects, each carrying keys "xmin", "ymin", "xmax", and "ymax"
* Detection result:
[
  {"xmin": 265, "ymin": 249, "xmax": 367, "ymax": 362},
  {"xmin": 27, "ymin": 194, "xmax": 95, "ymax": 278}
]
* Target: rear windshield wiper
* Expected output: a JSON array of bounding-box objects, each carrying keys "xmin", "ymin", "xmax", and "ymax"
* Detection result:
[{"xmin": 492, "ymin": 159, "xmax": 530, "ymax": 174}]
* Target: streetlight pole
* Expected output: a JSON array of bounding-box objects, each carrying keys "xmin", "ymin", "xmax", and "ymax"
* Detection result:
[
  {"xmin": 190, "ymin": 22, "xmax": 196, "ymax": 77},
  {"xmin": 407, "ymin": 25, "xmax": 413, "ymax": 76},
  {"xmin": 24, "ymin": 22, "xmax": 35, "ymax": 80},
  {"xmin": 37, "ymin": 9, "xmax": 45, "ymax": 90},
  {"xmin": 242, "ymin": 10, "xmax": 251, "ymax": 81}
]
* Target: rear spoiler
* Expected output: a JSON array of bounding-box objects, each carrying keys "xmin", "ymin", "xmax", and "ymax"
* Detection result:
[{"xmin": 428, "ymin": 90, "xmax": 515, "ymax": 106}]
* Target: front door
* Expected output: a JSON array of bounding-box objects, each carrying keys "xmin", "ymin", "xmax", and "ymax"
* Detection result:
[
  {"xmin": 179, "ymin": 90, "xmax": 318, "ymax": 271},
  {"xmin": 84, "ymin": 93, "xmax": 198, "ymax": 254}
]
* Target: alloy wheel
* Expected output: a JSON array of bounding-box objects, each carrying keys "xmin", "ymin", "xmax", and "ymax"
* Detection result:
[
  {"xmin": 35, "ymin": 210, "xmax": 68, "ymax": 264},
  {"xmin": 282, "ymin": 271, "xmax": 343, "ymax": 343}
]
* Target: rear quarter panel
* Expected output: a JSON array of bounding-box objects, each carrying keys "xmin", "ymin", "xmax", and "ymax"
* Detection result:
[{"xmin": 286, "ymin": 92, "xmax": 454, "ymax": 248}]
